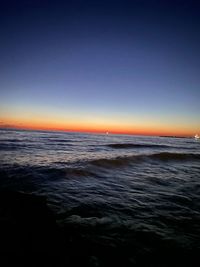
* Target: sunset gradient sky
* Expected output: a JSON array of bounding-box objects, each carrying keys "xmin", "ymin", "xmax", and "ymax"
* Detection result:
[{"xmin": 0, "ymin": 0, "xmax": 200, "ymax": 136}]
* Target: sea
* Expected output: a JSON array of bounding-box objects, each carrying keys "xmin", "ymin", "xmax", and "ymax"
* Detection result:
[{"xmin": 0, "ymin": 128, "xmax": 200, "ymax": 266}]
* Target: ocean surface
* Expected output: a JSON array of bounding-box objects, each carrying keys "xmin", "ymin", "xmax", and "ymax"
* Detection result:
[{"xmin": 0, "ymin": 129, "xmax": 200, "ymax": 266}]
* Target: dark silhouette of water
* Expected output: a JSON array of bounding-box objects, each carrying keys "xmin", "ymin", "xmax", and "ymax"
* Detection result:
[{"xmin": 0, "ymin": 129, "xmax": 199, "ymax": 266}]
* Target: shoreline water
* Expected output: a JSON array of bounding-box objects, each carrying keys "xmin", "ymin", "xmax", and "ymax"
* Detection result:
[{"xmin": 0, "ymin": 190, "xmax": 199, "ymax": 267}]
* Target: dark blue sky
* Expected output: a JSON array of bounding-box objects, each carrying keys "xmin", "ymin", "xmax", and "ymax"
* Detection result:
[{"xmin": 0, "ymin": 0, "xmax": 200, "ymax": 134}]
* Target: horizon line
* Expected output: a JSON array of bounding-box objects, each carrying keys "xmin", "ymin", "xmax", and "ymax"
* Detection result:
[{"xmin": 0, "ymin": 126, "xmax": 195, "ymax": 138}]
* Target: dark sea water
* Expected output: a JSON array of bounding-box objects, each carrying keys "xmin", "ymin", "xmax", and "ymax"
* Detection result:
[{"xmin": 0, "ymin": 129, "xmax": 200, "ymax": 266}]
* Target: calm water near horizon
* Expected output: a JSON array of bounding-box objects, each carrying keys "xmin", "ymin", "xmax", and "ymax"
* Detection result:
[{"xmin": 0, "ymin": 129, "xmax": 200, "ymax": 266}]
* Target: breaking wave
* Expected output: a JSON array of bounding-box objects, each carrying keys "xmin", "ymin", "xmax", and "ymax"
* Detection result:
[{"xmin": 89, "ymin": 152, "xmax": 200, "ymax": 168}]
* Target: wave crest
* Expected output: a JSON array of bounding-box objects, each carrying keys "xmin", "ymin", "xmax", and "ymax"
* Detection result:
[
  {"xmin": 89, "ymin": 152, "xmax": 200, "ymax": 168},
  {"xmin": 107, "ymin": 143, "xmax": 171, "ymax": 149}
]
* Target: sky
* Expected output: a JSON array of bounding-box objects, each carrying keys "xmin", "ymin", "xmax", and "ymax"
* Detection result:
[{"xmin": 0, "ymin": 0, "xmax": 200, "ymax": 136}]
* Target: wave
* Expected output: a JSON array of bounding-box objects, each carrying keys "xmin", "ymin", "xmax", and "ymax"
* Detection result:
[
  {"xmin": 0, "ymin": 143, "xmax": 24, "ymax": 150},
  {"xmin": 43, "ymin": 139, "xmax": 72, "ymax": 143},
  {"xmin": 150, "ymin": 152, "xmax": 200, "ymax": 161},
  {"xmin": 0, "ymin": 143, "xmax": 40, "ymax": 151},
  {"xmin": 89, "ymin": 152, "xmax": 200, "ymax": 168},
  {"xmin": 106, "ymin": 143, "xmax": 171, "ymax": 149},
  {"xmin": 1, "ymin": 152, "xmax": 198, "ymax": 181},
  {"xmin": 0, "ymin": 138, "xmax": 72, "ymax": 144},
  {"xmin": 1, "ymin": 152, "xmax": 199, "ymax": 182},
  {"xmin": 0, "ymin": 139, "xmax": 34, "ymax": 143},
  {"xmin": 39, "ymin": 165, "xmax": 98, "ymax": 179}
]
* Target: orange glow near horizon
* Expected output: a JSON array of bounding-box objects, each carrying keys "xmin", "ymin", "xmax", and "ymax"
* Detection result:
[{"xmin": 0, "ymin": 116, "xmax": 198, "ymax": 137}]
